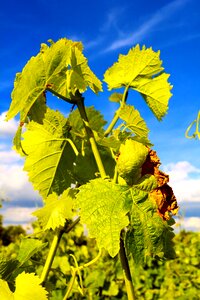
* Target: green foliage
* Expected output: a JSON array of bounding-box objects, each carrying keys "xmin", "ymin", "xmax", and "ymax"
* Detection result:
[
  {"xmin": 75, "ymin": 178, "xmax": 132, "ymax": 257},
  {"xmin": 117, "ymin": 139, "xmax": 149, "ymax": 185},
  {"xmin": 32, "ymin": 189, "xmax": 76, "ymax": 230},
  {"xmin": 0, "ymin": 221, "xmax": 199, "ymax": 299},
  {"xmin": 2, "ymin": 37, "xmax": 177, "ymax": 299},
  {"xmin": 0, "ymin": 272, "xmax": 48, "ymax": 300},
  {"xmin": 21, "ymin": 108, "xmax": 77, "ymax": 198},
  {"xmin": 119, "ymin": 104, "xmax": 150, "ymax": 141},
  {"xmin": 7, "ymin": 38, "xmax": 102, "ymax": 122},
  {"xmin": 104, "ymin": 44, "xmax": 172, "ymax": 120}
]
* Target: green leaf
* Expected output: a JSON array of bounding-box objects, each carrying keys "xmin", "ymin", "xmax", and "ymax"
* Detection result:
[
  {"xmin": 22, "ymin": 108, "xmax": 76, "ymax": 198},
  {"xmin": 17, "ymin": 238, "xmax": 47, "ymax": 266},
  {"xmin": 12, "ymin": 125, "xmax": 24, "ymax": 156},
  {"xmin": 126, "ymin": 180, "xmax": 175, "ymax": 264},
  {"xmin": 104, "ymin": 44, "xmax": 172, "ymax": 120},
  {"xmin": 109, "ymin": 92, "xmax": 123, "ymax": 103},
  {"xmin": 134, "ymin": 73, "xmax": 172, "ymax": 120},
  {"xmin": 119, "ymin": 104, "xmax": 149, "ymax": 140},
  {"xmin": 73, "ymin": 146, "xmax": 115, "ymax": 184},
  {"xmin": 69, "ymin": 106, "xmax": 107, "ymax": 139},
  {"xmin": 0, "ymin": 272, "xmax": 48, "ymax": 300},
  {"xmin": 32, "ymin": 189, "xmax": 75, "ymax": 230},
  {"xmin": 0, "ymin": 279, "xmax": 14, "ymax": 300},
  {"xmin": 58, "ymin": 45, "xmax": 102, "ymax": 96},
  {"xmin": 7, "ymin": 38, "xmax": 102, "ymax": 122},
  {"xmin": 94, "ymin": 132, "xmax": 121, "ymax": 150},
  {"xmin": 75, "ymin": 178, "xmax": 132, "ymax": 257},
  {"xmin": 26, "ymin": 94, "xmax": 47, "ymax": 123},
  {"xmin": 7, "ymin": 39, "xmax": 72, "ymax": 121},
  {"xmin": 133, "ymin": 174, "xmax": 158, "ymax": 193},
  {"xmin": 0, "ymin": 256, "xmax": 19, "ymax": 280},
  {"xmin": 117, "ymin": 139, "xmax": 149, "ymax": 185},
  {"xmin": 14, "ymin": 272, "xmax": 48, "ymax": 300}
]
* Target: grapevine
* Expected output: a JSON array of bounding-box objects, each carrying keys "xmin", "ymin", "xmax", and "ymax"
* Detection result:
[{"xmin": 0, "ymin": 38, "xmax": 179, "ymax": 299}]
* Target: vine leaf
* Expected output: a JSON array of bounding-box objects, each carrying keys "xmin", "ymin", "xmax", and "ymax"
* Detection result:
[
  {"xmin": 0, "ymin": 256, "xmax": 19, "ymax": 281},
  {"xmin": 58, "ymin": 45, "xmax": 102, "ymax": 96},
  {"xmin": 104, "ymin": 44, "xmax": 172, "ymax": 120},
  {"xmin": 0, "ymin": 279, "xmax": 13, "ymax": 300},
  {"xmin": 119, "ymin": 104, "xmax": 149, "ymax": 140},
  {"xmin": 0, "ymin": 272, "xmax": 48, "ymax": 300},
  {"xmin": 21, "ymin": 108, "xmax": 76, "ymax": 198},
  {"xmin": 75, "ymin": 178, "xmax": 132, "ymax": 257},
  {"xmin": 126, "ymin": 175, "xmax": 175, "ymax": 264},
  {"xmin": 6, "ymin": 38, "xmax": 102, "ymax": 122},
  {"xmin": 6, "ymin": 39, "xmax": 73, "ymax": 121},
  {"xmin": 17, "ymin": 239, "xmax": 47, "ymax": 266},
  {"xmin": 73, "ymin": 146, "xmax": 115, "ymax": 184},
  {"xmin": 68, "ymin": 106, "xmax": 107, "ymax": 141},
  {"xmin": 117, "ymin": 139, "xmax": 149, "ymax": 185},
  {"xmin": 109, "ymin": 92, "xmax": 123, "ymax": 103},
  {"xmin": 33, "ymin": 189, "xmax": 75, "ymax": 230}
]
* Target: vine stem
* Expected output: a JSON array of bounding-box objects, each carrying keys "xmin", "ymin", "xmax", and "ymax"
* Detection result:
[
  {"xmin": 76, "ymin": 98, "xmax": 107, "ymax": 178},
  {"xmin": 119, "ymin": 236, "xmax": 136, "ymax": 300},
  {"xmin": 40, "ymin": 217, "xmax": 80, "ymax": 285},
  {"xmin": 104, "ymin": 85, "xmax": 129, "ymax": 137},
  {"xmin": 40, "ymin": 228, "xmax": 63, "ymax": 284}
]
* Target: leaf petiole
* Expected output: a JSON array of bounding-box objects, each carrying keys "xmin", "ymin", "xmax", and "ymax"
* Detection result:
[{"xmin": 104, "ymin": 85, "xmax": 129, "ymax": 137}]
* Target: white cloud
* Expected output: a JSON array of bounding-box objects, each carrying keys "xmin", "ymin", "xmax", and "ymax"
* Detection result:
[
  {"xmin": 105, "ymin": 0, "xmax": 189, "ymax": 52},
  {"xmin": 2, "ymin": 207, "xmax": 37, "ymax": 224},
  {"xmin": 0, "ymin": 111, "xmax": 41, "ymax": 203},
  {"xmin": 174, "ymin": 217, "xmax": 200, "ymax": 232},
  {"xmin": 101, "ymin": 7, "xmax": 126, "ymax": 35},
  {"xmin": 163, "ymin": 161, "xmax": 200, "ymax": 203},
  {"xmin": 0, "ymin": 111, "xmax": 18, "ymax": 137},
  {"xmin": 0, "ymin": 153, "xmax": 41, "ymax": 202},
  {"xmin": 0, "ymin": 149, "xmax": 23, "ymax": 164}
]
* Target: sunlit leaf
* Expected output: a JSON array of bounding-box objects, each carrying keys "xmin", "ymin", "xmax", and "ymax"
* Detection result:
[
  {"xmin": 75, "ymin": 178, "xmax": 132, "ymax": 257},
  {"xmin": 117, "ymin": 139, "xmax": 149, "ymax": 185},
  {"xmin": 22, "ymin": 108, "xmax": 76, "ymax": 198},
  {"xmin": 0, "ymin": 272, "xmax": 48, "ymax": 300},
  {"xmin": 0, "ymin": 279, "xmax": 14, "ymax": 300},
  {"xmin": 104, "ymin": 44, "xmax": 172, "ymax": 120},
  {"xmin": 109, "ymin": 92, "xmax": 123, "ymax": 103},
  {"xmin": 119, "ymin": 104, "xmax": 149, "ymax": 140},
  {"xmin": 7, "ymin": 38, "xmax": 102, "ymax": 122},
  {"xmin": 17, "ymin": 239, "xmax": 47, "ymax": 266},
  {"xmin": 14, "ymin": 272, "xmax": 48, "ymax": 300},
  {"xmin": 33, "ymin": 189, "xmax": 75, "ymax": 230}
]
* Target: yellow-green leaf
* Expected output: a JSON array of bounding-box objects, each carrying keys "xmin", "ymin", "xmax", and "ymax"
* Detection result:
[
  {"xmin": 75, "ymin": 178, "xmax": 132, "ymax": 257},
  {"xmin": 33, "ymin": 189, "xmax": 75, "ymax": 230},
  {"xmin": 22, "ymin": 108, "xmax": 76, "ymax": 198},
  {"xmin": 104, "ymin": 44, "xmax": 172, "ymax": 120},
  {"xmin": 0, "ymin": 272, "xmax": 48, "ymax": 300},
  {"xmin": 14, "ymin": 272, "xmax": 48, "ymax": 300},
  {"xmin": 7, "ymin": 38, "xmax": 102, "ymax": 122},
  {"xmin": 0, "ymin": 279, "xmax": 14, "ymax": 300},
  {"xmin": 119, "ymin": 104, "xmax": 149, "ymax": 140}
]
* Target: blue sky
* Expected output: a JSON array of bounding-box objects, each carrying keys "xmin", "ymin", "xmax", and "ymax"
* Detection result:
[{"xmin": 0, "ymin": 0, "xmax": 200, "ymax": 231}]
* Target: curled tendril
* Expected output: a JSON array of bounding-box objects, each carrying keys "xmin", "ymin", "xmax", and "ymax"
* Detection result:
[
  {"xmin": 63, "ymin": 250, "xmax": 102, "ymax": 299},
  {"xmin": 185, "ymin": 110, "xmax": 200, "ymax": 139}
]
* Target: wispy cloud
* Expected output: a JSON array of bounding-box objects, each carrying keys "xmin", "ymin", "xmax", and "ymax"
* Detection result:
[
  {"xmin": 104, "ymin": 0, "xmax": 189, "ymax": 52},
  {"xmin": 100, "ymin": 6, "xmax": 126, "ymax": 36},
  {"xmin": 174, "ymin": 217, "xmax": 200, "ymax": 232},
  {"xmin": 2, "ymin": 206, "xmax": 37, "ymax": 224},
  {"xmin": 0, "ymin": 111, "xmax": 18, "ymax": 137},
  {"xmin": 83, "ymin": 7, "xmax": 126, "ymax": 52},
  {"xmin": 163, "ymin": 161, "xmax": 200, "ymax": 203}
]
